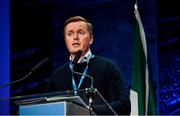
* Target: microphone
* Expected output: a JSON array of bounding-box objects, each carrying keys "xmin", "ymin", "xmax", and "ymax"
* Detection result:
[
  {"xmin": 70, "ymin": 51, "xmax": 95, "ymax": 112},
  {"xmin": 30, "ymin": 57, "xmax": 49, "ymax": 73},
  {"xmin": 0, "ymin": 57, "xmax": 49, "ymax": 89},
  {"xmin": 72, "ymin": 50, "xmax": 82, "ymax": 64},
  {"xmin": 70, "ymin": 51, "xmax": 117, "ymax": 115},
  {"xmin": 70, "ymin": 50, "xmax": 93, "ymax": 88}
]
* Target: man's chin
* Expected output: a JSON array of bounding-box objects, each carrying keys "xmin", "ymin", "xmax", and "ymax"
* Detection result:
[
  {"xmin": 72, "ymin": 49, "xmax": 82, "ymax": 52},
  {"xmin": 71, "ymin": 50, "xmax": 82, "ymax": 54}
]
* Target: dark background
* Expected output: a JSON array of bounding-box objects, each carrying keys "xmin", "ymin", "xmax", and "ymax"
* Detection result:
[{"xmin": 1, "ymin": 0, "xmax": 180, "ymax": 115}]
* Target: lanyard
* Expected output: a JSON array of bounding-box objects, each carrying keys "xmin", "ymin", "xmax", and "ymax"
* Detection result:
[{"xmin": 69, "ymin": 61, "xmax": 89, "ymax": 95}]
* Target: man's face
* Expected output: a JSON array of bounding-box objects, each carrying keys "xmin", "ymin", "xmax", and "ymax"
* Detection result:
[{"xmin": 64, "ymin": 21, "xmax": 93, "ymax": 56}]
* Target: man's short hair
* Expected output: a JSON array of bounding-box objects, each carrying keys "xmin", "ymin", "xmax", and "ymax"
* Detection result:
[{"xmin": 64, "ymin": 16, "xmax": 93, "ymax": 37}]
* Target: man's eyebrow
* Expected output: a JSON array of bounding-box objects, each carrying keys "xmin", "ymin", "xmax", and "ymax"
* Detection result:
[
  {"xmin": 77, "ymin": 29, "xmax": 84, "ymax": 31},
  {"xmin": 66, "ymin": 30, "xmax": 74, "ymax": 32}
]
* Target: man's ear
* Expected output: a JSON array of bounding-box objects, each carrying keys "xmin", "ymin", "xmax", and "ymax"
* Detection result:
[
  {"xmin": 64, "ymin": 37, "xmax": 67, "ymax": 42},
  {"xmin": 90, "ymin": 35, "xmax": 93, "ymax": 44}
]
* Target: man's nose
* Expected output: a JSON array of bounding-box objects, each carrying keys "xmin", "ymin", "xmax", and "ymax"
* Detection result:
[{"xmin": 73, "ymin": 33, "xmax": 79, "ymax": 40}]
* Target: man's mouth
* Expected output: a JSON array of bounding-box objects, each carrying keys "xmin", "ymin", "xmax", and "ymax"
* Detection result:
[{"xmin": 72, "ymin": 43, "xmax": 80, "ymax": 47}]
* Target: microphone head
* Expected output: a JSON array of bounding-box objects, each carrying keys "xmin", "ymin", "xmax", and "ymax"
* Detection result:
[
  {"xmin": 72, "ymin": 50, "xmax": 82, "ymax": 64},
  {"xmin": 30, "ymin": 57, "xmax": 49, "ymax": 72}
]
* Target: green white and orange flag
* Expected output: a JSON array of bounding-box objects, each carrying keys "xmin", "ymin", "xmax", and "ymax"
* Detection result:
[{"xmin": 130, "ymin": 2, "xmax": 157, "ymax": 115}]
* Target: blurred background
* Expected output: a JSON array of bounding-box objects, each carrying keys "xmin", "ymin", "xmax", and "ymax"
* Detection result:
[{"xmin": 0, "ymin": 0, "xmax": 179, "ymax": 115}]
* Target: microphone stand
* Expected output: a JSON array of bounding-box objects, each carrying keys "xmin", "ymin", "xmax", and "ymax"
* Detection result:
[
  {"xmin": 70, "ymin": 51, "xmax": 97, "ymax": 115},
  {"xmin": 71, "ymin": 70, "xmax": 97, "ymax": 114},
  {"xmin": 85, "ymin": 87, "xmax": 97, "ymax": 115},
  {"xmin": 70, "ymin": 68, "xmax": 97, "ymax": 115},
  {"xmin": 72, "ymin": 70, "xmax": 118, "ymax": 115}
]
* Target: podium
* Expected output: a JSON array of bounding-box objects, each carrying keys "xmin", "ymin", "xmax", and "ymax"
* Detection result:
[
  {"xmin": 17, "ymin": 96, "xmax": 91, "ymax": 115},
  {"xmin": 0, "ymin": 89, "xmax": 117, "ymax": 115}
]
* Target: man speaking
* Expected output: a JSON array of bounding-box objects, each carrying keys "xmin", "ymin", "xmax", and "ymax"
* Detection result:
[{"xmin": 47, "ymin": 16, "xmax": 131, "ymax": 115}]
